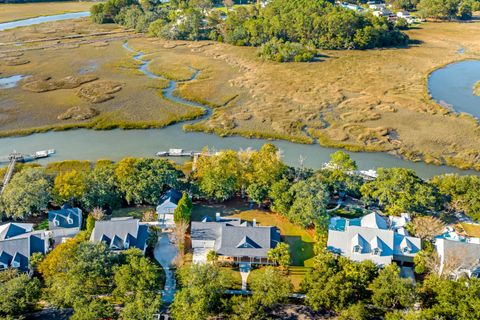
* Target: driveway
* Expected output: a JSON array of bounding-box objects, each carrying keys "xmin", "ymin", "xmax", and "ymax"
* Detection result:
[{"xmin": 154, "ymin": 232, "xmax": 178, "ymax": 303}]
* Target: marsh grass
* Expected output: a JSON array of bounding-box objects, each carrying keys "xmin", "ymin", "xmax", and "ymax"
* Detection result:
[{"xmin": 0, "ymin": 2, "xmax": 93, "ymax": 23}]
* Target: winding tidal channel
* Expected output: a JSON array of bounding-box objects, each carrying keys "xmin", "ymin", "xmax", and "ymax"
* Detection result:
[{"xmin": 0, "ymin": 14, "xmax": 479, "ymax": 178}]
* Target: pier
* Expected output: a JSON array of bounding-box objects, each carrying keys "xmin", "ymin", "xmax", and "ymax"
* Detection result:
[{"xmin": 0, "ymin": 149, "xmax": 55, "ymax": 194}]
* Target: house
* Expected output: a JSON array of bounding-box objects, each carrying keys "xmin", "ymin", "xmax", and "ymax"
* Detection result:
[
  {"xmin": 48, "ymin": 205, "xmax": 82, "ymax": 230},
  {"xmin": 191, "ymin": 213, "xmax": 281, "ymax": 265},
  {"xmin": 435, "ymin": 238, "xmax": 480, "ymax": 279},
  {"xmin": 47, "ymin": 205, "xmax": 83, "ymax": 246},
  {"xmin": 327, "ymin": 212, "xmax": 421, "ymax": 267},
  {"xmin": 90, "ymin": 217, "xmax": 149, "ymax": 253},
  {"xmin": 156, "ymin": 189, "xmax": 183, "ymax": 227},
  {"xmin": 0, "ymin": 223, "xmax": 48, "ymax": 272}
]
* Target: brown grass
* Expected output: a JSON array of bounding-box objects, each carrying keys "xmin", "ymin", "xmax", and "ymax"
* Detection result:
[
  {"xmin": 0, "ymin": 2, "xmax": 93, "ymax": 23},
  {"xmin": 474, "ymin": 81, "xmax": 480, "ymax": 96},
  {"xmin": 1, "ymin": 17, "xmax": 480, "ymax": 170}
]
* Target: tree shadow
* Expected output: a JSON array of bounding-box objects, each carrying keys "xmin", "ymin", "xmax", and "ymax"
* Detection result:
[{"xmin": 284, "ymin": 235, "xmax": 315, "ymax": 266}]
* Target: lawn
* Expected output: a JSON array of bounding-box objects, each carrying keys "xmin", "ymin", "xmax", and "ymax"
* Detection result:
[
  {"xmin": 229, "ymin": 210, "xmax": 316, "ymax": 268},
  {"xmin": 110, "ymin": 206, "xmax": 154, "ymax": 220},
  {"xmin": 247, "ymin": 266, "xmax": 310, "ymax": 293},
  {"xmin": 460, "ymin": 223, "xmax": 480, "ymax": 238},
  {"xmin": 0, "ymin": 2, "xmax": 94, "ymax": 23}
]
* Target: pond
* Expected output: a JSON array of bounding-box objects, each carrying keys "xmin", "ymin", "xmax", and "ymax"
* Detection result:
[
  {"xmin": 428, "ymin": 60, "xmax": 480, "ymax": 119},
  {"xmin": 0, "ymin": 75, "xmax": 28, "ymax": 89},
  {"xmin": 0, "ymin": 11, "xmax": 90, "ymax": 31}
]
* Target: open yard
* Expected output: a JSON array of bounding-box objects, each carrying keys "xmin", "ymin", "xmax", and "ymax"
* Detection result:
[
  {"xmin": 0, "ymin": 2, "xmax": 93, "ymax": 23},
  {"xmin": 1, "ymin": 15, "xmax": 480, "ymax": 170}
]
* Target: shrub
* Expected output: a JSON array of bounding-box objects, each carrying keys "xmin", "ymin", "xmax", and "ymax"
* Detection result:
[{"xmin": 258, "ymin": 38, "xmax": 316, "ymax": 62}]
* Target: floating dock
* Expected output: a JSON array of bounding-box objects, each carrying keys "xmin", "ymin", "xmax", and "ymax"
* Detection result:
[{"xmin": 0, "ymin": 149, "xmax": 55, "ymax": 164}]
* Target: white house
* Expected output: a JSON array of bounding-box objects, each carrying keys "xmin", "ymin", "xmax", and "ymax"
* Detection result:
[
  {"xmin": 156, "ymin": 189, "xmax": 183, "ymax": 227},
  {"xmin": 327, "ymin": 212, "xmax": 421, "ymax": 267}
]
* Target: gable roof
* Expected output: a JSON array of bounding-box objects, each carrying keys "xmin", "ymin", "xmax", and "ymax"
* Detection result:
[
  {"xmin": 48, "ymin": 205, "xmax": 82, "ymax": 230},
  {"xmin": 0, "ymin": 223, "xmax": 34, "ymax": 240},
  {"xmin": 0, "ymin": 232, "xmax": 47, "ymax": 271},
  {"xmin": 191, "ymin": 219, "xmax": 280, "ymax": 259},
  {"xmin": 328, "ymin": 214, "xmax": 421, "ymax": 266},
  {"xmin": 158, "ymin": 189, "xmax": 183, "ymax": 206},
  {"xmin": 90, "ymin": 218, "xmax": 148, "ymax": 252}
]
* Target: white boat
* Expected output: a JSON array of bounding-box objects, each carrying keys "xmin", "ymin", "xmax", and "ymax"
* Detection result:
[{"xmin": 34, "ymin": 149, "xmax": 55, "ymax": 159}]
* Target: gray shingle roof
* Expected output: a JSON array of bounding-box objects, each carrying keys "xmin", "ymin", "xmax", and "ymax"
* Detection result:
[
  {"xmin": 159, "ymin": 189, "xmax": 183, "ymax": 206},
  {"xmin": 0, "ymin": 223, "xmax": 34, "ymax": 240},
  {"xmin": 48, "ymin": 205, "xmax": 82, "ymax": 230},
  {"xmin": 191, "ymin": 219, "xmax": 280, "ymax": 259},
  {"xmin": 0, "ymin": 232, "xmax": 47, "ymax": 271},
  {"xmin": 90, "ymin": 218, "xmax": 149, "ymax": 252}
]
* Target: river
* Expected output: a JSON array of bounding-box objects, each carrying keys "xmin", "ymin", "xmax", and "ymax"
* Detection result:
[
  {"xmin": 428, "ymin": 60, "xmax": 480, "ymax": 119},
  {"xmin": 0, "ymin": 11, "xmax": 90, "ymax": 31},
  {"xmin": 0, "ymin": 13, "xmax": 478, "ymax": 178}
]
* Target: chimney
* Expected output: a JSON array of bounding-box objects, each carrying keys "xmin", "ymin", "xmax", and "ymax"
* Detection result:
[
  {"xmin": 253, "ymin": 219, "xmax": 257, "ymax": 227},
  {"xmin": 216, "ymin": 212, "xmax": 221, "ymax": 222}
]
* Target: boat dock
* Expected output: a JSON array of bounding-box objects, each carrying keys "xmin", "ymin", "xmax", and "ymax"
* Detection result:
[
  {"xmin": 0, "ymin": 149, "xmax": 55, "ymax": 164},
  {"xmin": 156, "ymin": 149, "xmax": 201, "ymax": 157}
]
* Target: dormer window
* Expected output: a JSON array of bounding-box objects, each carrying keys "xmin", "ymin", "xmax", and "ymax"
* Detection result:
[
  {"xmin": 66, "ymin": 217, "xmax": 73, "ymax": 225},
  {"xmin": 11, "ymin": 260, "xmax": 20, "ymax": 268},
  {"xmin": 53, "ymin": 218, "xmax": 60, "ymax": 227},
  {"xmin": 0, "ymin": 263, "xmax": 6, "ymax": 270},
  {"xmin": 352, "ymin": 245, "xmax": 362, "ymax": 253},
  {"xmin": 372, "ymin": 248, "xmax": 381, "ymax": 256},
  {"xmin": 402, "ymin": 246, "xmax": 411, "ymax": 253}
]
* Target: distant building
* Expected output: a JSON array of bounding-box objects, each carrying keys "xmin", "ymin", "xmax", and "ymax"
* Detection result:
[
  {"xmin": 327, "ymin": 212, "xmax": 421, "ymax": 267},
  {"xmin": 0, "ymin": 223, "xmax": 48, "ymax": 272},
  {"xmin": 156, "ymin": 189, "xmax": 183, "ymax": 227},
  {"xmin": 90, "ymin": 217, "xmax": 149, "ymax": 254},
  {"xmin": 191, "ymin": 213, "xmax": 281, "ymax": 264}
]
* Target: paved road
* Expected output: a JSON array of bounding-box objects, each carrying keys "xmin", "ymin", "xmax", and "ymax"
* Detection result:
[{"xmin": 154, "ymin": 232, "xmax": 178, "ymax": 304}]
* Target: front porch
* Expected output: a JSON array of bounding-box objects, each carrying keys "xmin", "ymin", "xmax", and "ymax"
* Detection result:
[{"xmin": 219, "ymin": 255, "xmax": 273, "ymax": 265}]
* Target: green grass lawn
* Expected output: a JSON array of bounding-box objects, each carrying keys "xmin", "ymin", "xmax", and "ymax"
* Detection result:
[
  {"xmin": 110, "ymin": 205, "xmax": 155, "ymax": 220},
  {"xmin": 229, "ymin": 210, "xmax": 316, "ymax": 268},
  {"xmin": 221, "ymin": 266, "xmax": 243, "ymax": 290},
  {"xmin": 247, "ymin": 266, "xmax": 310, "ymax": 293}
]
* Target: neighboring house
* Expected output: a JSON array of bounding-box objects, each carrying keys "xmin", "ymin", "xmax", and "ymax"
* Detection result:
[
  {"xmin": 90, "ymin": 217, "xmax": 149, "ymax": 253},
  {"xmin": 0, "ymin": 223, "xmax": 48, "ymax": 272},
  {"xmin": 47, "ymin": 205, "xmax": 83, "ymax": 246},
  {"xmin": 435, "ymin": 238, "xmax": 480, "ymax": 279},
  {"xmin": 191, "ymin": 213, "xmax": 281, "ymax": 265},
  {"xmin": 48, "ymin": 205, "xmax": 83, "ymax": 230},
  {"xmin": 0, "ymin": 222, "xmax": 34, "ymax": 240},
  {"xmin": 156, "ymin": 189, "xmax": 183, "ymax": 227},
  {"xmin": 327, "ymin": 212, "xmax": 421, "ymax": 267}
]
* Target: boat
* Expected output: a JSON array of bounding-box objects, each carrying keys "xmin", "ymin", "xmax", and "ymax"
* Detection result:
[{"xmin": 34, "ymin": 149, "xmax": 56, "ymax": 159}]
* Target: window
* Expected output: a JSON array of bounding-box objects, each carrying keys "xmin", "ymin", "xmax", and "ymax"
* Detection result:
[
  {"xmin": 372, "ymin": 248, "xmax": 381, "ymax": 256},
  {"xmin": 66, "ymin": 217, "xmax": 73, "ymax": 225},
  {"xmin": 352, "ymin": 245, "xmax": 362, "ymax": 253},
  {"xmin": 402, "ymin": 246, "xmax": 410, "ymax": 253}
]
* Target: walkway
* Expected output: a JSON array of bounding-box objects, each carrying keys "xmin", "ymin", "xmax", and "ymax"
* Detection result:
[
  {"xmin": 154, "ymin": 232, "xmax": 178, "ymax": 304},
  {"xmin": 239, "ymin": 263, "xmax": 251, "ymax": 291}
]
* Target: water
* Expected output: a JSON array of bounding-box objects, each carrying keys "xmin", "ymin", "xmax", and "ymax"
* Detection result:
[
  {"xmin": 0, "ymin": 20, "xmax": 478, "ymax": 178},
  {"xmin": 0, "ymin": 75, "xmax": 27, "ymax": 89},
  {"xmin": 428, "ymin": 60, "xmax": 480, "ymax": 119},
  {"xmin": 1, "ymin": 128, "xmax": 477, "ymax": 178},
  {"xmin": 0, "ymin": 11, "xmax": 90, "ymax": 31}
]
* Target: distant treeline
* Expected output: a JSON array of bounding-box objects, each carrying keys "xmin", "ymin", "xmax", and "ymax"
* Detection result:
[{"xmin": 0, "ymin": 0, "xmax": 100, "ymax": 3}]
